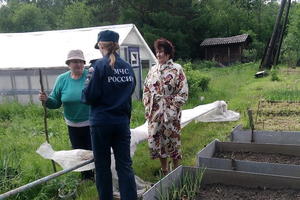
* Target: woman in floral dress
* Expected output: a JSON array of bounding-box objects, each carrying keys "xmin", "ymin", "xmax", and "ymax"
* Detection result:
[{"xmin": 143, "ymin": 38, "xmax": 188, "ymax": 175}]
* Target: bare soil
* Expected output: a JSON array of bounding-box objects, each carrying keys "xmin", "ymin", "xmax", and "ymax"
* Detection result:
[
  {"xmin": 214, "ymin": 151, "xmax": 300, "ymax": 165},
  {"xmin": 255, "ymin": 101, "xmax": 300, "ymax": 131},
  {"xmin": 195, "ymin": 183, "xmax": 300, "ymax": 200}
]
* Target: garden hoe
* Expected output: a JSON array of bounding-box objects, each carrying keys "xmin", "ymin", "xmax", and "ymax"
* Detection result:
[{"xmin": 39, "ymin": 68, "xmax": 57, "ymax": 172}]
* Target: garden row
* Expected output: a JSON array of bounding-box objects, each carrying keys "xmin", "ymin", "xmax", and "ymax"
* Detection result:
[{"xmin": 143, "ymin": 123, "xmax": 300, "ymax": 200}]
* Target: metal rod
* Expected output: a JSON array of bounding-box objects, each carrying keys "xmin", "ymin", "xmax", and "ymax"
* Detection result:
[
  {"xmin": 0, "ymin": 159, "xmax": 94, "ymax": 199},
  {"xmin": 39, "ymin": 68, "xmax": 57, "ymax": 172}
]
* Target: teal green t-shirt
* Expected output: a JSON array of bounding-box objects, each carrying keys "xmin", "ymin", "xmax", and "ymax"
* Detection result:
[{"xmin": 46, "ymin": 70, "xmax": 89, "ymax": 123}]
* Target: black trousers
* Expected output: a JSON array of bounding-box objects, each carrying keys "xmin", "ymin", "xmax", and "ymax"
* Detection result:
[
  {"xmin": 91, "ymin": 124, "xmax": 137, "ymax": 200},
  {"xmin": 67, "ymin": 125, "xmax": 94, "ymax": 180}
]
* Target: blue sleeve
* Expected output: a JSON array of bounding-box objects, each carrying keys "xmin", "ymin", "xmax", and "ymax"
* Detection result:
[
  {"xmin": 46, "ymin": 76, "xmax": 62, "ymax": 109},
  {"xmin": 81, "ymin": 65, "xmax": 103, "ymax": 105}
]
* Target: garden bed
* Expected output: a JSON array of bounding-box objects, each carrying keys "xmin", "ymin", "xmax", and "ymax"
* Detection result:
[
  {"xmin": 255, "ymin": 100, "xmax": 300, "ymax": 131},
  {"xmin": 195, "ymin": 183, "xmax": 300, "ymax": 200},
  {"xmin": 214, "ymin": 151, "xmax": 300, "ymax": 165},
  {"xmin": 197, "ymin": 139, "xmax": 300, "ymax": 177},
  {"xmin": 143, "ymin": 166, "xmax": 300, "ymax": 200}
]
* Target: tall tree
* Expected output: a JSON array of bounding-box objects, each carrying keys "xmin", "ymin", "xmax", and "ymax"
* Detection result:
[
  {"xmin": 282, "ymin": 2, "xmax": 300, "ymax": 65},
  {"xmin": 85, "ymin": 0, "xmax": 120, "ymax": 26},
  {"xmin": 12, "ymin": 3, "xmax": 48, "ymax": 32},
  {"xmin": 118, "ymin": 0, "xmax": 197, "ymax": 59},
  {"xmin": 0, "ymin": 5, "xmax": 14, "ymax": 32},
  {"xmin": 59, "ymin": 1, "xmax": 92, "ymax": 29}
]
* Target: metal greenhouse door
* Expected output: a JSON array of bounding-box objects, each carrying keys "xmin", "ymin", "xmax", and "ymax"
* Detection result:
[{"xmin": 128, "ymin": 46, "xmax": 142, "ymax": 100}]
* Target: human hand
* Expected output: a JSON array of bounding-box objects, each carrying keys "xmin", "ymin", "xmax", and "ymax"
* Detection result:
[
  {"xmin": 39, "ymin": 91, "xmax": 48, "ymax": 102},
  {"xmin": 88, "ymin": 67, "xmax": 94, "ymax": 73}
]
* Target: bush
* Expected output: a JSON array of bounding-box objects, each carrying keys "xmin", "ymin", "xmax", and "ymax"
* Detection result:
[
  {"xmin": 242, "ymin": 48, "xmax": 257, "ymax": 63},
  {"xmin": 191, "ymin": 60, "xmax": 218, "ymax": 69},
  {"xmin": 270, "ymin": 69, "xmax": 280, "ymax": 81},
  {"xmin": 183, "ymin": 62, "xmax": 211, "ymax": 96}
]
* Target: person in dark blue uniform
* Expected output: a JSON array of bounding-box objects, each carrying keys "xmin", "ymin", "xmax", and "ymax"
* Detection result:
[{"xmin": 82, "ymin": 30, "xmax": 137, "ymax": 200}]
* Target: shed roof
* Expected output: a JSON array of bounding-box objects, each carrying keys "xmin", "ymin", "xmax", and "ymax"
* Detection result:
[
  {"xmin": 200, "ymin": 34, "xmax": 250, "ymax": 47},
  {"xmin": 0, "ymin": 24, "xmax": 156, "ymax": 69}
]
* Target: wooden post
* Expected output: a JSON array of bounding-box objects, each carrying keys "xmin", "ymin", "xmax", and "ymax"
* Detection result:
[
  {"xmin": 228, "ymin": 46, "xmax": 231, "ymax": 65},
  {"xmin": 274, "ymin": 0, "xmax": 291, "ymax": 65},
  {"xmin": 255, "ymin": 100, "xmax": 261, "ymax": 124},
  {"xmin": 247, "ymin": 109, "xmax": 255, "ymax": 143},
  {"xmin": 39, "ymin": 69, "xmax": 57, "ymax": 172},
  {"xmin": 261, "ymin": 0, "xmax": 287, "ymax": 70},
  {"xmin": 240, "ymin": 45, "xmax": 242, "ymax": 62}
]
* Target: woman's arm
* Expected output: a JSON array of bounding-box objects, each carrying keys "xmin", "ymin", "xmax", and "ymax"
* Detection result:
[
  {"xmin": 167, "ymin": 66, "xmax": 188, "ymax": 108},
  {"xmin": 45, "ymin": 77, "xmax": 62, "ymax": 109},
  {"xmin": 82, "ymin": 65, "xmax": 102, "ymax": 105},
  {"xmin": 142, "ymin": 70, "xmax": 152, "ymax": 119}
]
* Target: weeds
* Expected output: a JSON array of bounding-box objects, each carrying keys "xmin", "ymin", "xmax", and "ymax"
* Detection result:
[
  {"xmin": 264, "ymin": 89, "xmax": 300, "ymax": 102},
  {"xmin": 0, "ymin": 151, "xmax": 22, "ymax": 194}
]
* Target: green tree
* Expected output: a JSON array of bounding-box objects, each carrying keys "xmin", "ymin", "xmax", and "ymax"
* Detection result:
[
  {"xmin": 118, "ymin": 0, "xmax": 197, "ymax": 59},
  {"xmin": 85, "ymin": 0, "xmax": 120, "ymax": 26},
  {"xmin": 0, "ymin": 5, "xmax": 14, "ymax": 32},
  {"xmin": 12, "ymin": 3, "xmax": 48, "ymax": 32},
  {"xmin": 282, "ymin": 3, "xmax": 300, "ymax": 66},
  {"xmin": 59, "ymin": 1, "xmax": 92, "ymax": 29}
]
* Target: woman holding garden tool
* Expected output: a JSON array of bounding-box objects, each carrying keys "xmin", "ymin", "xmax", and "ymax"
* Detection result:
[
  {"xmin": 39, "ymin": 49, "xmax": 94, "ymax": 181},
  {"xmin": 143, "ymin": 38, "xmax": 188, "ymax": 176}
]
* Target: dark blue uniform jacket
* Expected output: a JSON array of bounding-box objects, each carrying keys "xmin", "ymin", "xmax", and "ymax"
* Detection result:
[{"xmin": 82, "ymin": 54, "xmax": 136, "ymax": 126}]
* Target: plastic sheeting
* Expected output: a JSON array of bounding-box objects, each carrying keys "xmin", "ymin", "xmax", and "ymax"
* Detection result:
[
  {"xmin": 36, "ymin": 100, "xmax": 239, "ymax": 197},
  {"xmin": 0, "ymin": 24, "xmax": 156, "ymax": 69}
]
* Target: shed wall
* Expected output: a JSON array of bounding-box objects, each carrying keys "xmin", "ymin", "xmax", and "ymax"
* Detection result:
[{"xmin": 205, "ymin": 44, "xmax": 243, "ymax": 65}]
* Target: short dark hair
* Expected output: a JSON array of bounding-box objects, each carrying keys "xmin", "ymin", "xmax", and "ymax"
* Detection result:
[{"xmin": 154, "ymin": 38, "xmax": 175, "ymax": 59}]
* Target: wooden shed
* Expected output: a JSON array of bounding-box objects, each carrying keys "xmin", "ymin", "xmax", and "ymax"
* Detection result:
[{"xmin": 200, "ymin": 34, "xmax": 252, "ymax": 66}]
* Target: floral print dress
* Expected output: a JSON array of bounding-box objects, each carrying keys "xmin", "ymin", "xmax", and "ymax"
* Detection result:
[{"xmin": 143, "ymin": 59, "xmax": 188, "ymax": 160}]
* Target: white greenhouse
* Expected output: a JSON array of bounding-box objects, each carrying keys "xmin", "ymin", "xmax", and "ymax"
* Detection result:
[{"xmin": 0, "ymin": 24, "xmax": 156, "ymax": 103}]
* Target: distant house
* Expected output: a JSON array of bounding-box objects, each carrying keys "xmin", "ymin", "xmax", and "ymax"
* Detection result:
[{"xmin": 200, "ymin": 34, "xmax": 252, "ymax": 66}]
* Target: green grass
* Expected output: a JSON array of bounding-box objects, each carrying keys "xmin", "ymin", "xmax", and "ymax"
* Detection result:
[
  {"xmin": 2, "ymin": 62, "xmax": 300, "ymax": 199},
  {"xmin": 264, "ymin": 89, "xmax": 300, "ymax": 102}
]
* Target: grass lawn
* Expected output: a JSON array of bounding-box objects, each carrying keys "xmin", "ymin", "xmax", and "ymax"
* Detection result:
[{"xmin": 1, "ymin": 62, "xmax": 300, "ymax": 199}]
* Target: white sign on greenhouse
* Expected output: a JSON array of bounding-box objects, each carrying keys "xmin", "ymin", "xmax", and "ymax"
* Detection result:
[{"xmin": 0, "ymin": 24, "xmax": 156, "ymax": 103}]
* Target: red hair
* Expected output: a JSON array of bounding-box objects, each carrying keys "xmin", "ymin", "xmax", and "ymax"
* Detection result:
[{"xmin": 154, "ymin": 38, "xmax": 175, "ymax": 59}]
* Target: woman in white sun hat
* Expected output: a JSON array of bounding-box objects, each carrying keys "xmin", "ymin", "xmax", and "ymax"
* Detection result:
[{"xmin": 39, "ymin": 49, "xmax": 94, "ymax": 180}]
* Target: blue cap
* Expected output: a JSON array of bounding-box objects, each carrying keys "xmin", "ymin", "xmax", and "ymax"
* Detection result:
[{"xmin": 94, "ymin": 30, "xmax": 119, "ymax": 49}]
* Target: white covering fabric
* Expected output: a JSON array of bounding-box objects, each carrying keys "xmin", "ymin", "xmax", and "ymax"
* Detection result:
[
  {"xmin": 36, "ymin": 100, "xmax": 239, "ymax": 197},
  {"xmin": 36, "ymin": 142, "xmax": 94, "ymax": 172}
]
